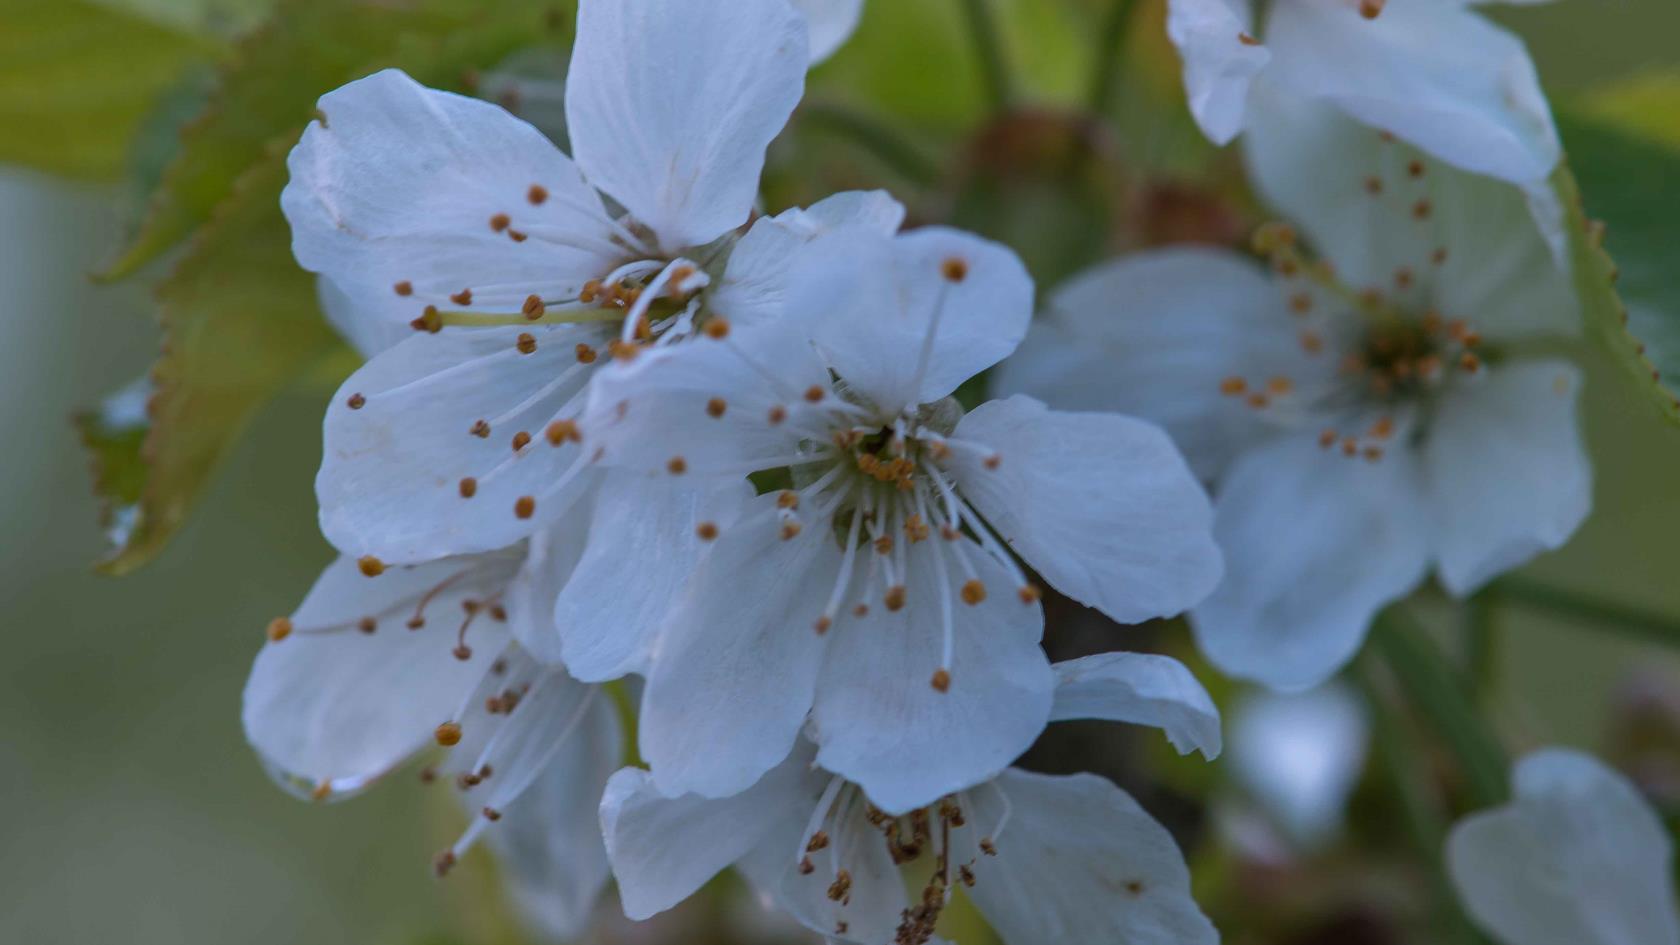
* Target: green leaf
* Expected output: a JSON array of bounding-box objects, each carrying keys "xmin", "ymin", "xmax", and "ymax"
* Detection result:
[
  {"xmin": 90, "ymin": 155, "xmax": 341, "ymax": 575},
  {"xmin": 0, "ymin": 0, "xmax": 217, "ymax": 179},
  {"xmin": 1555, "ymin": 83, "xmax": 1680, "ymax": 426},
  {"xmin": 104, "ymin": 0, "xmax": 570, "ymax": 279}
]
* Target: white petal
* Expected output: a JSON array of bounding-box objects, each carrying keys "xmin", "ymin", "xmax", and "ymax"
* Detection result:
[
  {"xmin": 582, "ymin": 319, "xmax": 831, "ymax": 475},
  {"xmin": 1243, "ymin": 87, "xmax": 1575, "ymax": 342},
  {"xmin": 993, "ymin": 247, "xmax": 1337, "ymax": 481},
  {"xmin": 1050, "ymin": 653, "xmax": 1222, "ymax": 760},
  {"xmin": 282, "ymin": 69, "xmax": 625, "ymax": 331},
  {"xmin": 968, "ymin": 770, "xmax": 1219, "ymax": 945},
  {"xmin": 1229, "ymin": 684, "xmax": 1369, "ymax": 848},
  {"xmin": 600, "ymin": 746, "xmax": 824, "ymax": 920},
  {"xmin": 949, "ymin": 396, "xmax": 1224, "ymax": 625},
  {"xmin": 811, "ymin": 540, "xmax": 1054, "ymax": 815},
  {"xmin": 710, "ymin": 190, "xmax": 905, "ymax": 328},
  {"xmin": 1447, "ymin": 749, "xmax": 1680, "ymax": 945},
  {"xmin": 792, "ymin": 0, "xmax": 864, "ymax": 64},
  {"xmin": 318, "ymin": 325, "xmax": 603, "ymax": 563},
  {"xmin": 1263, "ymin": 0, "xmax": 1560, "ymax": 184},
  {"xmin": 242, "ymin": 554, "xmax": 516, "ymax": 796},
  {"xmin": 501, "ymin": 505, "xmax": 593, "ymax": 665},
  {"xmin": 798, "ymin": 227, "xmax": 1034, "ymax": 412},
  {"xmin": 565, "ymin": 0, "xmax": 807, "ymax": 251},
  {"xmin": 639, "ymin": 493, "xmax": 844, "ymax": 798},
  {"xmin": 1424, "ymin": 361, "xmax": 1591, "ymax": 596},
  {"xmin": 478, "ymin": 695, "xmax": 621, "ymax": 941},
  {"xmin": 556, "ymin": 477, "xmax": 754, "ymax": 681},
  {"xmin": 1191, "ymin": 431, "xmax": 1430, "ymax": 691},
  {"xmin": 1166, "ymin": 0, "xmax": 1269, "ymax": 144},
  {"xmin": 317, "ymin": 276, "xmax": 409, "ymax": 359}
]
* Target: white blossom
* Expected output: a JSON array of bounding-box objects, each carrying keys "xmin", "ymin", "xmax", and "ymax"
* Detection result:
[
  {"xmin": 599, "ymin": 654, "xmax": 1222, "ymax": 945},
  {"xmin": 996, "ymin": 95, "xmax": 1588, "ymax": 690},
  {"xmin": 1447, "ymin": 749, "xmax": 1680, "ymax": 945},
  {"xmin": 579, "ymin": 225, "xmax": 1222, "ymax": 810}
]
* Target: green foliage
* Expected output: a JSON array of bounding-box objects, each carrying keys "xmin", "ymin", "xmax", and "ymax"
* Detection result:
[
  {"xmin": 1555, "ymin": 76, "xmax": 1680, "ymax": 427},
  {"xmin": 78, "ymin": 0, "xmax": 574, "ymax": 573},
  {"xmin": 104, "ymin": 0, "xmax": 571, "ymax": 278},
  {"xmin": 0, "ymin": 0, "xmax": 217, "ymax": 179}
]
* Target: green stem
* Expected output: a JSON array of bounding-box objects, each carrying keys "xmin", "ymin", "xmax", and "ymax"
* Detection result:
[
  {"xmin": 1492, "ymin": 576, "xmax": 1680, "ymax": 650},
  {"xmin": 797, "ymin": 102, "xmax": 942, "ymax": 186},
  {"xmin": 1465, "ymin": 592, "xmax": 1498, "ymax": 702},
  {"xmin": 957, "ymin": 0, "xmax": 1013, "ymax": 114},
  {"xmin": 1371, "ymin": 609, "xmax": 1509, "ymax": 808},
  {"xmin": 1355, "ymin": 659, "xmax": 1493, "ymax": 945},
  {"xmin": 1086, "ymin": 0, "xmax": 1137, "ymax": 116}
]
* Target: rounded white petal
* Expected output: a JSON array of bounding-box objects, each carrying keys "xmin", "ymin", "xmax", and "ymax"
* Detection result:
[
  {"xmin": 810, "ymin": 540, "xmax": 1054, "ymax": 815},
  {"xmin": 1191, "ymin": 431, "xmax": 1430, "ymax": 691},
  {"xmin": 995, "ymin": 247, "xmax": 1333, "ymax": 481},
  {"xmin": 565, "ymin": 0, "xmax": 807, "ymax": 251},
  {"xmin": 282, "ymin": 69, "xmax": 625, "ymax": 331},
  {"xmin": 478, "ymin": 695, "xmax": 621, "ymax": 941},
  {"xmin": 1166, "ymin": 0, "xmax": 1269, "ymax": 144},
  {"xmin": 600, "ymin": 747, "xmax": 823, "ymax": 920},
  {"xmin": 639, "ymin": 493, "xmax": 844, "ymax": 798},
  {"xmin": 1447, "ymin": 749, "xmax": 1680, "ymax": 945},
  {"xmin": 1050, "ymin": 653, "xmax": 1222, "ymax": 759},
  {"xmin": 950, "ymin": 395, "xmax": 1224, "ymax": 625},
  {"xmin": 1425, "ymin": 361, "xmax": 1591, "ymax": 597},
  {"xmin": 317, "ymin": 325, "xmax": 603, "ymax": 563},
  {"xmin": 711, "ymin": 190, "xmax": 905, "ymax": 328},
  {"xmin": 242, "ymin": 554, "xmax": 516, "ymax": 796},
  {"xmin": 968, "ymin": 770, "xmax": 1219, "ymax": 945},
  {"xmin": 792, "ymin": 0, "xmax": 864, "ymax": 65},
  {"xmin": 797, "ymin": 227, "xmax": 1034, "ymax": 413},
  {"xmin": 556, "ymin": 478, "xmax": 754, "ymax": 681},
  {"xmin": 317, "ymin": 276, "xmax": 409, "ymax": 359},
  {"xmin": 1229, "ymin": 683, "xmax": 1369, "ymax": 848},
  {"xmin": 1263, "ymin": 0, "xmax": 1560, "ymax": 184},
  {"xmin": 1243, "ymin": 88, "xmax": 1574, "ymax": 342}
]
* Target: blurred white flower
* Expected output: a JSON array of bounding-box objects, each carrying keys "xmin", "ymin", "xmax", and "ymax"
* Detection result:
[
  {"xmin": 1165, "ymin": 0, "xmax": 1560, "ymax": 185},
  {"xmin": 580, "ymin": 226, "xmax": 1222, "ymax": 811},
  {"xmin": 997, "ymin": 96, "xmax": 1588, "ymax": 691},
  {"xmin": 1229, "ymin": 684, "xmax": 1369, "ymax": 849},
  {"xmin": 1447, "ymin": 749, "xmax": 1680, "ymax": 945},
  {"xmin": 599, "ymin": 654, "xmax": 1222, "ymax": 945},
  {"xmin": 281, "ymin": 0, "xmax": 819, "ymax": 566},
  {"xmin": 241, "ymin": 537, "xmax": 621, "ymax": 938}
]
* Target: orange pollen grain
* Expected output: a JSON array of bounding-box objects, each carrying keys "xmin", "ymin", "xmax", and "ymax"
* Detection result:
[
  {"xmin": 814, "ymin": 616, "xmax": 832, "ymax": 635},
  {"xmin": 459, "ymin": 477, "xmax": 478, "ymax": 498},
  {"xmin": 435, "ymin": 722, "xmax": 462, "ymax": 747},
  {"xmin": 804, "ymin": 385, "xmax": 825, "ymax": 403},
  {"xmin": 706, "ymin": 397, "xmax": 727, "ymax": 418},
  {"xmin": 777, "ymin": 490, "xmax": 799, "ymax": 510},
  {"xmin": 393, "ymin": 281, "xmax": 413, "ymax": 297},
  {"xmin": 358, "ymin": 556, "xmax": 385, "ymax": 577},
  {"xmin": 545, "ymin": 419, "xmax": 581, "ymax": 445},
  {"xmin": 1018, "ymin": 585, "xmax": 1041, "ymax": 605},
  {"xmin": 960, "ymin": 579, "xmax": 986, "ymax": 605},
  {"xmin": 768, "ymin": 405, "xmax": 787, "ymax": 425},
  {"xmin": 780, "ymin": 520, "xmax": 803, "ymax": 541},
  {"xmin": 523, "ymin": 295, "xmax": 545, "ymax": 318},
  {"xmin": 1360, "ymin": 0, "xmax": 1385, "ymax": 19},
  {"xmin": 1412, "ymin": 199, "xmax": 1433, "ymax": 219},
  {"xmin": 514, "ymin": 496, "xmax": 536, "ymax": 519},
  {"xmin": 1319, "ymin": 429, "xmax": 1339, "ymax": 449},
  {"xmin": 489, "ymin": 213, "xmax": 510, "ymax": 233},
  {"xmin": 470, "ymin": 419, "xmax": 491, "ymax": 438},
  {"xmin": 512, "ymin": 431, "xmax": 532, "ymax": 452},
  {"xmin": 347, "ymin": 392, "xmax": 366, "ymax": 410},
  {"xmin": 516, "ymin": 333, "xmax": 537, "ymax": 354},
  {"xmin": 575, "ymin": 343, "xmax": 597, "ymax": 364},
  {"xmin": 1266, "ymin": 376, "xmax": 1294, "ymax": 395},
  {"xmin": 527, "ymin": 184, "xmax": 548, "ymax": 205},
  {"xmin": 266, "ymin": 617, "xmax": 292, "ymax": 642},
  {"xmin": 608, "ymin": 340, "xmax": 639, "ymax": 361},
  {"xmin": 667, "ymin": 456, "xmax": 688, "ymax": 475},
  {"xmin": 1219, "ymin": 376, "xmax": 1247, "ymax": 396},
  {"xmin": 1238, "ymin": 31, "xmax": 1259, "ymax": 45},
  {"xmin": 941, "ymin": 257, "xmax": 969, "ymax": 282},
  {"xmin": 884, "ymin": 586, "xmax": 907, "ymax": 611},
  {"xmin": 704, "ymin": 317, "xmax": 731, "ymax": 339},
  {"xmin": 982, "ymin": 454, "xmax": 1001, "ymax": 470},
  {"xmin": 450, "ymin": 288, "xmax": 474, "ymax": 306},
  {"xmin": 931, "ymin": 668, "xmax": 952, "ymax": 692},
  {"xmin": 696, "ymin": 521, "xmax": 719, "ymax": 541}
]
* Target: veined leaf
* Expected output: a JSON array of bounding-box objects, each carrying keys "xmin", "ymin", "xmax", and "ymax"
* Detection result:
[
  {"xmin": 0, "ymin": 0, "xmax": 217, "ymax": 179},
  {"xmin": 1556, "ymin": 91, "xmax": 1680, "ymax": 426},
  {"xmin": 91, "ymin": 155, "xmax": 340, "ymax": 575},
  {"xmin": 103, "ymin": 0, "xmax": 569, "ymax": 278}
]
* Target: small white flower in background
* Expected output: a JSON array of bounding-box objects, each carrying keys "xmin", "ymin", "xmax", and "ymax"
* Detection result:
[
  {"xmin": 580, "ymin": 225, "xmax": 1222, "ymax": 811},
  {"xmin": 282, "ymin": 0, "xmax": 852, "ymax": 567},
  {"xmin": 1228, "ymin": 684, "xmax": 1369, "ymax": 850},
  {"xmin": 996, "ymin": 94, "xmax": 1589, "ymax": 691},
  {"xmin": 1446, "ymin": 749, "xmax": 1680, "ymax": 945},
  {"xmin": 1166, "ymin": 0, "xmax": 1560, "ymax": 186},
  {"xmin": 599, "ymin": 653, "xmax": 1222, "ymax": 945},
  {"xmin": 240, "ymin": 526, "xmax": 641, "ymax": 938}
]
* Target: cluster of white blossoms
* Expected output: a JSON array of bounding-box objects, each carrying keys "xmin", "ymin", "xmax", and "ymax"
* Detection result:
[{"xmin": 238, "ymin": 0, "xmax": 1680, "ymax": 942}]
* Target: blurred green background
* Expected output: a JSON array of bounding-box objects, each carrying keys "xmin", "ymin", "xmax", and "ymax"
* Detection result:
[{"xmin": 2, "ymin": 1, "xmax": 1678, "ymax": 944}]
